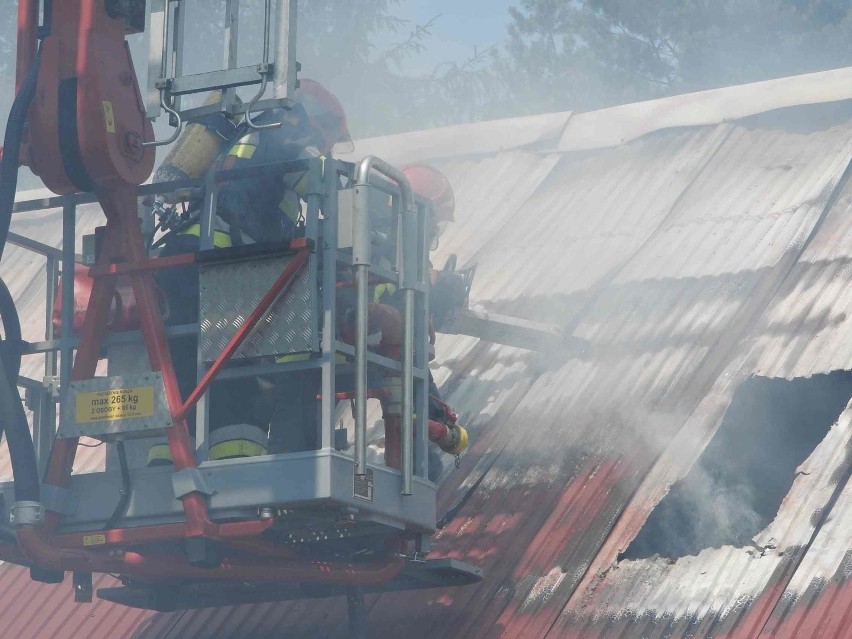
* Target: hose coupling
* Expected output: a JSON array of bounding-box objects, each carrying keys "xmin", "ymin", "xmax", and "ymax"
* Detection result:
[
  {"xmin": 9, "ymin": 501, "xmax": 45, "ymax": 528},
  {"xmin": 438, "ymin": 423, "xmax": 469, "ymax": 456}
]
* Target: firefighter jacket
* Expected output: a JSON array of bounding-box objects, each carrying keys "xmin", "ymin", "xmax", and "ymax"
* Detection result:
[{"xmin": 215, "ymin": 105, "xmax": 323, "ymax": 243}]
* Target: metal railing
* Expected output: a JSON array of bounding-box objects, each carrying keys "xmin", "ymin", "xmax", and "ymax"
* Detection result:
[
  {"xmin": 145, "ymin": 0, "xmax": 299, "ymax": 146},
  {"xmin": 9, "ymin": 155, "xmax": 431, "ymax": 494}
]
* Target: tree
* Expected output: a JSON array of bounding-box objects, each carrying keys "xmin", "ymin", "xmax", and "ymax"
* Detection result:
[
  {"xmin": 1, "ymin": 0, "xmax": 502, "ymax": 149},
  {"xmin": 161, "ymin": 0, "xmax": 488, "ymax": 136},
  {"xmin": 293, "ymin": 3, "xmax": 506, "ymax": 135},
  {"xmin": 502, "ymin": 0, "xmax": 852, "ymax": 115}
]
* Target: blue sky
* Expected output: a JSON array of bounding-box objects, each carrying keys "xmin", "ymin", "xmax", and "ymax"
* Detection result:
[{"xmin": 383, "ymin": 0, "xmax": 517, "ymax": 74}]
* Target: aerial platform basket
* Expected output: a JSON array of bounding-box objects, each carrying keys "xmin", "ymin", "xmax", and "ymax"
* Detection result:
[
  {"xmin": 0, "ymin": 155, "xmax": 480, "ymax": 614},
  {"xmin": 0, "ymin": 2, "xmax": 480, "ymax": 636}
]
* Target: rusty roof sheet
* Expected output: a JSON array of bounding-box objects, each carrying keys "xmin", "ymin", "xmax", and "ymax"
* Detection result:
[{"xmin": 2, "ymin": 79, "xmax": 852, "ymax": 639}]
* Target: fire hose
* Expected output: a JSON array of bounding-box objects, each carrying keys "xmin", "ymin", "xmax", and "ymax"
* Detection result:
[{"xmin": 0, "ymin": 24, "xmax": 44, "ymax": 508}]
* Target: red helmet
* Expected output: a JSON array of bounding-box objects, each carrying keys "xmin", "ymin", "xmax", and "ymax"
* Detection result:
[
  {"xmin": 402, "ymin": 165, "xmax": 455, "ymax": 223},
  {"xmin": 294, "ymin": 78, "xmax": 353, "ymax": 153}
]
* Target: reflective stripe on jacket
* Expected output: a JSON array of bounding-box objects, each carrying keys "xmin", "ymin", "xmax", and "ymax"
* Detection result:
[{"xmin": 215, "ymin": 112, "xmax": 324, "ymax": 242}]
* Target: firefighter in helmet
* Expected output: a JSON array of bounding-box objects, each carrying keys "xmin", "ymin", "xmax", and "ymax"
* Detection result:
[
  {"xmin": 401, "ymin": 164, "xmax": 468, "ymax": 334},
  {"xmin": 213, "ymin": 78, "xmax": 353, "ymax": 243},
  {"xmin": 257, "ymin": 156, "xmax": 470, "ymax": 483},
  {"xmin": 149, "ymin": 78, "xmax": 352, "ymax": 465},
  {"xmin": 368, "ymin": 164, "xmax": 468, "ymax": 480}
]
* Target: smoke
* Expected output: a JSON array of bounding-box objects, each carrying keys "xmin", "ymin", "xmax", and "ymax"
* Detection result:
[
  {"xmin": 6, "ymin": 1, "xmax": 852, "ymax": 160},
  {"xmin": 622, "ymin": 372, "xmax": 851, "ymax": 561}
]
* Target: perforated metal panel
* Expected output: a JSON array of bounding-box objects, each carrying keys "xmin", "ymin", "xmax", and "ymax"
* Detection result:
[{"xmin": 198, "ymin": 255, "xmax": 317, "ymax": 363}]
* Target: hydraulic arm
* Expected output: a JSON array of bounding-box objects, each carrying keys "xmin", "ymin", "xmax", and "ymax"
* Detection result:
[
  {"xmin": 20, "ymin": 0, "xmax": 154, "ymax": 192},
  {"xmin": 0, "ymin": 0, "xmax": 201, "ymax": 577}
]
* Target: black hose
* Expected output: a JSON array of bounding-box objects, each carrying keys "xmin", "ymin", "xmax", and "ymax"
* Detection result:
[
  {"xmin": 0, "ymin": 493, "xmax": 13, "ymax": 544},
  {"xmin": 0, "ymin": 338, "xmax": 37, "ymax": 502},
  {"xmin": 0, "ymin": 44, "xmax": 45, "ymax": 504},
  {"xmin": 0, "ymin": 47, "xmax": 42, "ymax": 263},
  {"xmin": 0, "ymin": 276, "xmax": 23, "ymax": 465},
  {"xmin": 149, "ymin": 210, "xmax": 201, "ymax": 250},
  {"xmin": 0, "ymin": 279, "xmax": 22, "ymax": 381},
  {"xmin": 0, "ymin": 277, "xmax": 34, "ymax": 502},
  {"xmin": 103, "ymin": 440, "xmax": 132, "ymax": 530},
  {"xmin": 0, "ymin": 241, "xmax": 22, "ymax": 465}
]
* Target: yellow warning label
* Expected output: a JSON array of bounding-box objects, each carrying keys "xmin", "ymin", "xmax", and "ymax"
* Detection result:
[
  {"xmin": 76, "ymin": 386, "xmax": 155, "ymax": 424},
  {"xmin": 82, "ymin": 534, "xmax": 106, "ymax": 547},
  {"xmin": 102, "ymin": 101, "xmax": 116, "ymax": 133}
]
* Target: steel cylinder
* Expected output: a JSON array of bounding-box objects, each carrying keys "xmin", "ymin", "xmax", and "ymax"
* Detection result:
[{"xmin": 154, "ymin": 91, "xmax": 231, "ymax": 183}]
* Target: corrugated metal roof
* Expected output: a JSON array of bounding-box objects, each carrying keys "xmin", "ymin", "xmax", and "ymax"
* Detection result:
[
  {"xmin": 747, "ymin": 148, "xmax": 852, "ymax": 380},
  {"xmin": 2, "ymin": 72, "xmax": 852, "ymax": 638},
  {"xmin": 423, "ymin": 105, "xmax": 852, "ymax": 639},
  {"xmin": 757, "ymin": 471, "xmax": 852, "ymax": 638},
  {"xmin": 343, "ymin": 65, "xmax": 852, "ymax": 164},
  {"xmin": 558, "ymin": 66, "xmax": 852, "ymax": 152},
  {"xmin": 0, "ymin": 567, "xmax": 151, "ymax": 638}
]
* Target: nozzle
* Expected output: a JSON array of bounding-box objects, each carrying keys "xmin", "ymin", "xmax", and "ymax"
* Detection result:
[
  {"xmin": 430, "ymin": 420, "xmax": 469, "ymax": 456},
  {"xmin": 445, "ymin": 424, "xmax": 468, "ymax": 456}
]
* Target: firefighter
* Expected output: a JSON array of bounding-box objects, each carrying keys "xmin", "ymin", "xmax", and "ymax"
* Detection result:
[
  {"xmin": 368, "ymin": 164, "xmax": 468, "ymax": 480},
  {"xmin": 269, "ymin": 166, "xmax": 467, "ymax": 481},
  {"xmin": 401, "ymin": 164, "xmax": 468, "ymax": 335},
  {"xmin": 149, "ymin": 79, "xmax": 352, "ymax": 465},
  {"xmin": 213, "ymin": 78, "xmax": 353, "ymax": 243}
]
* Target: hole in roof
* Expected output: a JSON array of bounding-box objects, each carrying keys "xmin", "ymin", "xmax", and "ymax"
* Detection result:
[{"xmin": 620, "ymin": 371, "xmax": 851, "ymax": 562}]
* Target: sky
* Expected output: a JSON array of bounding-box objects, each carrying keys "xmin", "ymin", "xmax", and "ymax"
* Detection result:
[{"xmin": 381, "ymin": 0, "xmax": 517, "ymax": 75}]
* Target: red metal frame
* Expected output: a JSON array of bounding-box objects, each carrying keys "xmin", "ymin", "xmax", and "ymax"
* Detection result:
[
  {"xmin": 36, "ymin": 186, "xmax": 214, "ymax": 540},
  {"xmin": 17, "ymin": 527, "xmax": 405, "ymax": 585},
  {"xmin": 17, "ymin": 196, "xmax": 391, "ymax": 585},
  {"xmin": 88, "ymin": 252, "xmax": 196, "ymax": 277},
  {"xmin": 54, "ymin": 519, "xmax": 274, "ymax": 550}
]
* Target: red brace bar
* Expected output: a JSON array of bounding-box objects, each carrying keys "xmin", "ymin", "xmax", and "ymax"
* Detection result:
[
  {"xmin": 18, "ymin": 527, "xmax": 405, "ymax": 586},
  {"xmin": 179, "ymin": 248, "xmax": 310, "ymax": 421}
]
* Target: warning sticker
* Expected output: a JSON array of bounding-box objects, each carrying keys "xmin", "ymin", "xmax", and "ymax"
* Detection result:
[
  {"xmin": 82, "ymin": 534, "xmax": 106, "ymax": 547},
  {"xmin": 76, "ymin": 386, "xmax": 155, "ymax": 424},
  {"xmin": 102, "ymin": 101, "xmax": 116, "ymax": 133}
]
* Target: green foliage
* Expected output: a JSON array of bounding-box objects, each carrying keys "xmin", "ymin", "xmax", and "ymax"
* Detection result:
[
  {"xmin": 503, "ymin": 0, "xmax": 852, "ymax": 114},
  {"xmin": 170, "ymin": 0, "xmax": 485, "ymax": 136},
  {"xmin": 6, "ymin": 1, "xmax": 852, "ymax": 143},
  {"xmin": 293, "ymin": 3, "xmax": 507, "ymax": 135}
]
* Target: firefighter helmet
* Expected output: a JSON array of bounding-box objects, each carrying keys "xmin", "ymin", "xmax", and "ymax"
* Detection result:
[
  {"xmin": 294, "ymin": 78, "xmax": 353, "ymax": 153},
  {"xmin": 402, "ymin": 165, "xmax": 455, "ymax": 223}
]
